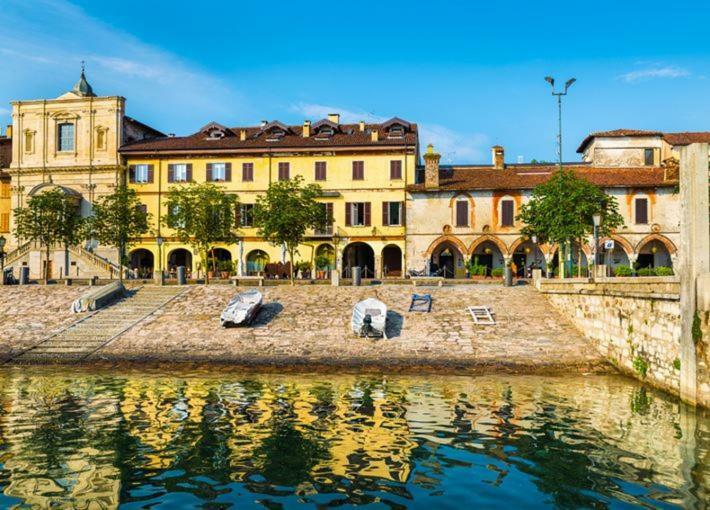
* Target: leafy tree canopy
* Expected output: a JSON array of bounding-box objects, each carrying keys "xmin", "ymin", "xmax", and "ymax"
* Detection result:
[
  {"xmin": 13, "ymin": 188, "xmax": 86, "ymax": 281},
  {"xmin": 253, "ymin": 176, "xmax": 326, "ymax": 283},
  {"xmin": 164, "ymin": 182, "xmax": 238, "ymax": 282},
  {"xmin": 88, "ymin": 185, "xmax": 151, "ymax": 281},
  {"xmin": 517, "ymin": 169, "xmax": 624, "ymax": 246}
]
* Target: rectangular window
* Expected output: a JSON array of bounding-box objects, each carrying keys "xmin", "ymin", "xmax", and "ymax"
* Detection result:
[
  {"xmin": 58, "ymin": 123, "xmax": 74, "ymax": 152},
  {"xmin": 644, "ymin": 148, "xmax": 654, "ymax": 166},
  {"xmin": 315, "ymin": 202, "xmax": 333, "ymax": 235},
  {"xmin": 315, "ymin": 161, "xmax": 327, "ymax": 181},
  {"xmin": 0, "ymin": 213, "xmax": 9, "ymax": 232},
  {"xmin": 239, "ymin": 204, "xmax": 255, "ymax": 227},
  {"xmin": 455, "ymin": 200, "xmax": 468, "ymax": 227},
  {"xmin": 352, "ymin": 161, "xmax": 364, "ymax": 180},
  {"xmin": 382, "ymin": 202, "xmax": 403, "ymax": 226},
  {"xmin": 130, "ymin": 164, "xmax": 151, "ymax": 184},
  {"xmin": 346, "ymin": 202, "xmax": 370, "ymax": 226},
  {"xmin": 390, "ymin": 160, "xmax": 402, "ymax": 180},
  {"xmin": 278, "ymin": 162, "xmax": 290, "ymax": 181},
  {"xmin": 168, "ymin": 163, "xmax": 190, "ymax": 182},
  {"xmin": 501, "ymin": 200, "xmax": 515, "ymax": 226},
  {"xmin": 635, "ymin": 198, "xmax": 649, "ymax": 224},
  {"xmin": 169, "ymin": 205, "xmax": 185, "ymax": 228},
  {"xmin": 209, "ymin": 163, "xmax": 227, "ymax": 181},
  {"xmin": 242, "ymin": 162, "xmax": 254, "ymax": 182}
]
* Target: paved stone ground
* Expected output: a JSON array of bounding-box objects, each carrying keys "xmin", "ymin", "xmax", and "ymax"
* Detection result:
[
  {"xmin": 93, "ymin": 284, "xmax": 605, "ymax": 371},
  {"xmin": 0, "ymin": 285, "xmax": 89, "ymax": 360}
]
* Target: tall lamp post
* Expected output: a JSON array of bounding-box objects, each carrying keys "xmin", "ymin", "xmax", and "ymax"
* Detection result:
[
  {"xmin": 545, "ymin": 76, "xmax": 576, "ymax": 277},
  {"xmin": 592, "ymin": 213, "xmax": 601, "ymax": 281},
  {"xmin": 0, "ymin": 235, "xmax": 6, "ymax": 285}
]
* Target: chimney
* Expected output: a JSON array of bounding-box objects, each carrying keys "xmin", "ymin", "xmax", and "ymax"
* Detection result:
[
  {"xmin": 370, "ymin": 130, "xmax": 379, "ymax": 142},
  {"xmin": 5, "ymin": 125, "xmax": 12, "ymax": 138},
  {"xmin": 492, "ymin": 145, "xmax": 505, "ymax": 169},
  {"xmin": 240, "ymin": 129, "xmax": 247, "ymax": 141},
  {"xmin": 423, "ymin": 144, "xmax": 441, "ymax": 189},
  {"xmin": 359, "ymin": 120, "xmax": 365, "ymax": 132},
  {"xmin": 327, "ymin": 113, "xmax": 340, "ymax": 124},
  {"xmin": 302, "ymin": 120, "xmax": 311, "ymax": 137}
]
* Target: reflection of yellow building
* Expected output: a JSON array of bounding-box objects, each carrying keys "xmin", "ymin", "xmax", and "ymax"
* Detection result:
[{"xmin": 119, "ymin": 116, "xmax": 418, "ymax": 279}]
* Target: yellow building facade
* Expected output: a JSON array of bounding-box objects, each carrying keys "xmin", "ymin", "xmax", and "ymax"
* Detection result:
[{"xmin": 120, "ymin": 117, "xmax": 419, "ymax": 279}]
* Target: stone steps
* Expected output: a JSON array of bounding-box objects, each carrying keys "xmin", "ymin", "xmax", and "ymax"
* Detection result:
[{"xmin": 10, "ymin": 286, "xmax": 186, "ymax": 363}]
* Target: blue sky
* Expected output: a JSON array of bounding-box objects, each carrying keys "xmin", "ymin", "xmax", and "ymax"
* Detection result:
[{"xmin": 1, "ymin": 0, "xmax": 709, "ymax": 163}]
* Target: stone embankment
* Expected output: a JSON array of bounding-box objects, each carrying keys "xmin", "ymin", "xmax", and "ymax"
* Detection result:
[
  {"xmin": 91, "ymin": 284, "xmax": 603, "ymax": 371},
  {"xmin": 0, "ymin": 285, "xmax": 89, "ymax": 361},
  {"xmin": 0, "ymin": 283, "xmax": 605, "ymax": 371},
  {"xmin": 538, "ymin": 276, "xmax": 709, "ymax": 407}
]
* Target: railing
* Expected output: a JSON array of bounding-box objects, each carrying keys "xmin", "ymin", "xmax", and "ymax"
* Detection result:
[
  {"xmin": 4, "ymin": 242, "xmax": 31, "ymax": 266},
  {"xmin": 312, "ymin": 225, "xmax": 334, "ymax": 237},
  {"xmin": 69, "ymin": 245, "xmax": 123, "ymax": 277}
]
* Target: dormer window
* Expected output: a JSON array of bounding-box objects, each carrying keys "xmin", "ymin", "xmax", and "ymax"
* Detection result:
[
  {"xmin": 387, "ymin": 125, "xmax": 405, "ymax": 139},
  {"xmin": 266, "ymin": 129, "xmax": 286, "ymax": 142},
  {"xmin": 199, "ymin": 122, "xmax": 230, "ymax": 140},
  {"xmin": 206, "ymin": 129, "xmax": 225, "ymax": 140},
  {"xmin": 315, "ymin": 127, "xmax": 335, "ymax": 139}
]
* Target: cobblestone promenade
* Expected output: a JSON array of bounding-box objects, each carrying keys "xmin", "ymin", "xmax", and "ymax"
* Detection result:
[{"xmin": 92, "ymin": 284, "xmax": 604, "ymax": 370}]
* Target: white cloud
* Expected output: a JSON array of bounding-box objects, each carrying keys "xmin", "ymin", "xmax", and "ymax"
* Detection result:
[
  {"xmin": 619, "ymin": 65, "xmax": 690, "ymax": 83},
  {"xmin": 291, "ymin": 102, "xmax": 489, "ymax": 163},
  {"xmin": 0, "ymin": 0, "xmax": 250, "ymax": 131},
  {"xmin": 0, "ymin": 107, "xmax": 9, "ymax": 115}
]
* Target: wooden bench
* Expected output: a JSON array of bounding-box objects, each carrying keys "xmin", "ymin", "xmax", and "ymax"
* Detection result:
[
  {"xmin": 410, "ymin": 276, "xmax": 445, "ymax": 287},
  {"xmin": 230, "ymin": 275, "xmax": 265, "ymax": 287}
]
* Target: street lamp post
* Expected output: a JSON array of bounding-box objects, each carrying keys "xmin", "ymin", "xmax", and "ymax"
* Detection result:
[
  {"xmin": 545, "ymin": 76, "xmax": 576, "ymax": 277},
  {"xmin": 592, "ymin": 213, "xmax": 601, "ymax": 281},
  {"xmin": 156, "ymin": 236, "xmax": 164, "ymax": 286},
  {"xmin": 0, "ymin": 235, "xmax": 6, "ymax": 285}
]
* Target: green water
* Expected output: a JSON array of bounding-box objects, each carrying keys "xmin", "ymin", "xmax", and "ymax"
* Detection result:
[{"xmin": 0, "ymin": 367, "xmax": 706, "ymax": 509}]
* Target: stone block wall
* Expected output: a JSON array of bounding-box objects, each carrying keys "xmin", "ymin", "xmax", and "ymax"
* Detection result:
[{"xmin": 538, "ymin": 278, "xmax": 683, "ymax": 396}]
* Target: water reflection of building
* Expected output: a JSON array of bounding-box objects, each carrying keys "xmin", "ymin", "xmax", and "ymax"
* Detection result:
[{"xmin": 0, "ymin": 371, "xmax": 705, "ymax": 508}]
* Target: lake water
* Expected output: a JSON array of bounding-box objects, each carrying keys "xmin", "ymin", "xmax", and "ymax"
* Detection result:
[{"xmin": 0, "ymin": 367, "xmax": 706, "ymax": 509}]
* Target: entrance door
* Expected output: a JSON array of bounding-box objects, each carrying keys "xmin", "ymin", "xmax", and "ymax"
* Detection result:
[
  {"xmin": 636, "ymin": 254, "xmax": 654, "ymax": 269},
  {"xmin": 477, "ymin": 254, "xmax": 493, "ymax": 276},
  {"xmin": 513, "ymin": 254, "xmax": 527, "ymax": 277},
  {"xmin": 439, "ymin": 252, "xmax": 455, "ymax": 278}
]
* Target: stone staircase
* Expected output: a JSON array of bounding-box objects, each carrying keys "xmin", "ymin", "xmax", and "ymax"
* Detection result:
[{"xmin": 9, "ymin": 286, "xmax": 187, "ymax": 363}]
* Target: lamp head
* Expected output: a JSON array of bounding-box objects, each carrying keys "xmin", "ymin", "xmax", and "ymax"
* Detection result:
[
  {"xmin": 156, "ymin": 236, "xmax": 164, "ymax": 246},
  {"xmin": 564, "ymin": 78, "xmax": 577, "ymax": 92},
  {"xmin": 532, "ymin": 235, "xmax": 538, "ymax": 244},
  {"xmin": 544, "ymin": 76, "xmax": 555, "ymax": 89},
  {"xmin": 592, "ymin": 213, "xmax": 602, "ymax": 227}
]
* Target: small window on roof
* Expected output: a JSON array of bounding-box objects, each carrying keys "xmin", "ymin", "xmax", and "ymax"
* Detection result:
[
  {"xmin": 644, "ymin": 148, "xmax": 654, "ymax": 166},
  {"xmin": 387, "ymin": 125, "xmax": 405, "ymax": 139},
  {"xmin": 267, "ymin": 129, "xmax": 286, "ymax": 141},
  {"xmin": 315, "ymin": 127, "xmax": 335, "ymax": 139},
  {"xmin": 207, "ymin": 129, "xmax": 225, "ymax": 140}
]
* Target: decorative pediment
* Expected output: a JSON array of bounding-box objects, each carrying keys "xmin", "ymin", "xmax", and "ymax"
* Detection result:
[
  {"xmin": 259, "ymin": 120, "xmax": 291, "ymax": 141},
  {"xmin": 50, "ymin": 111, "xmax": 80, "ymax": 120}
]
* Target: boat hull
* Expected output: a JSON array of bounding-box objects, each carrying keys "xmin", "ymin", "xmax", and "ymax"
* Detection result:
[{"xmin": 221, "ymin": 290, "xmax": 263, "ymax": 327}]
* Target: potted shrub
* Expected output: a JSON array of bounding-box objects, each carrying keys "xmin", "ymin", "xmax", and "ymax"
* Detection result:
[
  {"xmin": 637, "ymin": 267, "xmax": 654, "ymax": 277},
  {"xmin": 315, "ymin": 254, "xmax": 332, "ymax": 280},
  {"xmin": 219, "ymin": 260, "xmax": 233, "ymax": 279},
  {"xmin": 655, "ymin": 266, "xmax": 674, "ymax": 276},
  {"xmin": 294, "ymin": 260, "xmax": 312, "ymax": 279},
  {"xmin": 491, "ymin": 267, "xmax": 504, "ymax": 278},
  {"xmin": 614, "ymin": 265, "xmax": 633, "ymax": 277}
]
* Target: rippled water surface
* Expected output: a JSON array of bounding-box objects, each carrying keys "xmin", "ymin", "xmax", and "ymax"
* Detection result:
[{"xmin": 0, "ymin": 368, "xmax": 707, "ymax": 509}]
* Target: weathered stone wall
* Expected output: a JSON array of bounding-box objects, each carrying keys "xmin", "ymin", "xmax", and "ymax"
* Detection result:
[{"xmin": 538, "ymin": 277, "xmax": 687, "ymax": 398}]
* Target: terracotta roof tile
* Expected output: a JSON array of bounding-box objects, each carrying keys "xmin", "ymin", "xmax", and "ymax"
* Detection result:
[
  {"xmin": 576, "ymin": 129, "xmax": 664, "ymax": 153},
  {"xmin": 119, "ymin": 121, "xmax": 417, "ymax": 153},
  {"xmin": 408, "ymin": 164, "xmax": 676, "ymax": 192},
  {"xmin": 663, "ymin": 132, "xmax": 710, "ymax": 146}
]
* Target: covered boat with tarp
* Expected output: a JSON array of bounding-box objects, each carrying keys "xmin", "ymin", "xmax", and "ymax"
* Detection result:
[
  {"xmin": 351, "ymin": 298, "xmax": 387, "ymax": 338},
  {"xmin": 220, "ymin": 290, "xmax": 263, "ymax": 327}
]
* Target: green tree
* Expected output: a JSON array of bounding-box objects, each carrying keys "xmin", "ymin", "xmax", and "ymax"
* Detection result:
[
  {"xmin": 253, "ymin": 176, "xmax": 327, "ymax": 284},
  {"xmin": 517, "ymin": 169, "xmax": 624, "ymax": 277},
  {"xmin": 164, "ymin": 182, "xmax": 238, "ymax": 284},
  {"xmin": 13, "ymin": 188, "xmax": 86, "ymax": 282},
  {"xmin": 88, "ymin": 185, "xmax": 151, "ymax": 283}
]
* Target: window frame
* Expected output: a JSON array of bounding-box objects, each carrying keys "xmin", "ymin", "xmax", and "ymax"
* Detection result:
[
  {"xmin": 390, "ymin": 160, "xmax": 403, "ymax": 180},
  {"xmin": 239, "ymin": 203, "xmax": 255, "ymax": 227},
  {"xmin": 315, "ymin": 161, "xmax": 327, "ymax": 181},
  {"xmin": 278, "ymin": 162, "xmax": 290, "ymax": 181},
  {"xmin": 500, "ymin": 199, "xmax": 515, "ymax": 227},
  {"xmin": 242, "ymin": 162, "xmax": 254, "ymax": 182},
  {"xmin": 387, "ymin": 201, "xmax": 402, "ymax": 226},
  {"xmin": 134, "ymin": 164, "xmax": 150, "ymax": 184},
  {"xmin": 57, "ymin": 122, "xmax": 75, "ymax": 152},
  {"xmin": 352, "ymin": 161, "xmax": 364, "ymax": 181},
  {"xmin": 634, "ymin": 196, "xmax": 649, "ymax": 225},
  {"xmin": 173, "ymin": 163, "xmax": 188, "ymax": 182},
  {"xmin": 644, "ymin": 148, "xmax": 654, "ymax": 166},
  {"xmin": 211, "ymin": 162, "xmax": 227, "ymax": 182},
  {"xmin": 455, "ymin": 199, "xmax": 469, "ymax": 227}
]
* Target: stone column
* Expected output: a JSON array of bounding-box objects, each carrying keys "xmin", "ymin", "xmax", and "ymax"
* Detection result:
[
  {"xmin": 678, "ymin": 143, "xmax": 710, "ymax": 406},
  {"xmin": 331, "ymin": 244, "xmax": 342, "ymax": 286},
  {"xmin": 375, "ymin": 253, "xmax": 382, "ymax": 279},
  {"xmin": 237, "ymin": 241, "xmax": 244, "ymax": 277}
]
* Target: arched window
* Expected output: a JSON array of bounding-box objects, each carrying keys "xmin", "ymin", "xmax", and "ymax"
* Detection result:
[{"xmin": 96, "ymin": 127, "xmax": 107, "ymax": 150}]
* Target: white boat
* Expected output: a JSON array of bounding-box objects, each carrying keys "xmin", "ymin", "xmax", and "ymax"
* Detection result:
[
  {"xmin": 220, "ymin": 290, "xmax": 263, "ymax": 327},
  {"xmin": 351, "ymin": 298, "xmax": 387, "ymax": 338}
]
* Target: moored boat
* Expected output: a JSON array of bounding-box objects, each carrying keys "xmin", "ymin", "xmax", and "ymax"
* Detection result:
[
  {"xmin": 351, "ymin": 298, "xmax": 387, "ymax": 338},
  {"xmin": 220, "ymin": 290, "xmax": 263, "ymax": 327}
]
